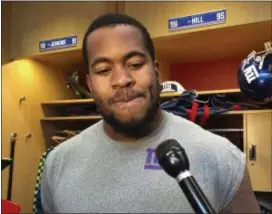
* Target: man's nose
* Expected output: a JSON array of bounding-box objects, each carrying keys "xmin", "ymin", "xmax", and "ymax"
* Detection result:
[{"xmin": 111, "ymin": 66, "xmax": 135, "ymax": 88}]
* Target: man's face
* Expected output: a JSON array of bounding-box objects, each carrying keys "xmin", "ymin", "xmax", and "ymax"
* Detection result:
[{"xmin": 86, "ymin": 25, "xmax": 161, "ymax": 136}]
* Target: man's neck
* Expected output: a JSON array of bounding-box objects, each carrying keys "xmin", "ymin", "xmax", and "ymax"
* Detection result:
[{"xmin": 103, "ymin": 110, "xmax": 164, "ymax": 142}]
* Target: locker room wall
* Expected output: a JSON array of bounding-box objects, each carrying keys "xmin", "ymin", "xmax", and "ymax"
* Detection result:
[
  {"xmin": 123, "ymin": 1, "xmax": 272, "ymax": 39},
  {"xmin": 123, "ymin": 1, "xmax": 272, "ymax": 91},
  {"xmin": 1, "ymin": 59, "xmax": 72, "ymax": 213},
  {"xmin": 9, "ymin": 1, "xmax": 117, "ymax": 59},
  {"xmin": 2, "ymin": 2, "xmax": 12, "ymax": 64},
  {"xmin": 170, "ymin": 58, "xmax": 241, "ymax": 91}
]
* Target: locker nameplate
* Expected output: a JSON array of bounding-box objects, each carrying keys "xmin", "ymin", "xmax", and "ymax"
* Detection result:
[
  {"xmin": 39, "ymin": 35, "xmax": 77, "ymax": 52},
  {"xmin": 168, "ymin": 9, "xmax": 227, "ymax": 31}
]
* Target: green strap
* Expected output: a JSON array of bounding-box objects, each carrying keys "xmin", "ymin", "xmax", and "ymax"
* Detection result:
[{"xmin": 32, "ymin": 147, "xmax": 55, "ymax": 214}]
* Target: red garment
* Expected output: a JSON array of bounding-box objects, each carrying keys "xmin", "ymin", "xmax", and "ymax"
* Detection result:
[{"xmin": 1, "ymin": 199, "xmax": 20, "ymax": 213}]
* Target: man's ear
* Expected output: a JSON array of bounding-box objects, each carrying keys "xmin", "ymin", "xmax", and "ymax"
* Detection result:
[{"xmin": 86, "ymin": 74, "xmax": 93, "ymax": 94}]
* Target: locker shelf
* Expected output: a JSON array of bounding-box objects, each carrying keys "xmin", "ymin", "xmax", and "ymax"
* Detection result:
[{"xmin": 41, "ymin": 115, "xmax": 102, "ymax": 121}]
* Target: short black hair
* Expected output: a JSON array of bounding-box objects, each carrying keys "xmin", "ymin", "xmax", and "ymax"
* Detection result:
[{"xmin": 82, "ymin": 12, "xmax": 155, "ymax": 73}]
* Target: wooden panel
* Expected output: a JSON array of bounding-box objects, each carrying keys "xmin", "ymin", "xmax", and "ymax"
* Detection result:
[
  {"xmin": 124, "ymin": 1, "xmax": 272, "ymax": 38},
  {"xmin": 2, "ymin": 2, "xmax": 12, "ymax": 64},
  {"xmin": 153, "ymin": 20, "xmax": 271, "ymax": 64},
  {"xmin": 116, "ymin": 1, "xmax": 126, "ymax": 14},
  {"xmin": 29, "ymin": 49, "xmax": 83, "ymax": 71},
  {"xmin": 1, "ymin": 59, "xmax": 72, "ymax": 212},
  {"xmin": 41, "ymin": 116, "xmax": 102, "ymax": 121},
  {"xmin": 10, "ymin": 1, "xmax": 117, "ymax": 59},
  {"xmin": 157, "ymin": 57, "xmax": 171, "ymax": 82},
  {"xmin": 20, "ymin": 16, "xmax": 271, "ymax": 74},
  {"xmin": 244, "ymin": 112, "xmax": 272, "ymax": 192},
  {"xmin": 42, "ymin": 98, "xmax": 95, "ymax": 105}
]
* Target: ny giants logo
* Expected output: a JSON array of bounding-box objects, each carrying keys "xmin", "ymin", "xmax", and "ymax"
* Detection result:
[
  {"xmin": 144, "ymin": 148, "xmax": 161, "ymax": 170},
  {"xmin": 243, "ymin": 64, "xmax": 259, "ymax": 84}
]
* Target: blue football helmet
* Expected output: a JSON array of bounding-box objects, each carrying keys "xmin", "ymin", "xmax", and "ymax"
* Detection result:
[{"xmin": 237, "ymin": 41, "xmax": 272, "ymax": 103}]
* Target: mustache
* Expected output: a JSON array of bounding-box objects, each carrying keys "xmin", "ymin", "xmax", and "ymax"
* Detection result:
[{"xmin": 109, "ymin": 89, "xmax": 146, "ymax": 104}]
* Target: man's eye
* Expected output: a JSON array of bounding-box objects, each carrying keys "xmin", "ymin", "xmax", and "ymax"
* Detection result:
[
  {"xmin": 95, "ymin": 68, "xmax": 110, "ymax": 75},
  {"xmin": 127, "ymin": 62, "xmax": 144, "ymax": 70}
]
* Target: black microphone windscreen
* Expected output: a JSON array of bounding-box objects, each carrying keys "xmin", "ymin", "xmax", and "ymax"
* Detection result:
[{"xmin": 155, "ymin": 139, "xmax": 190, "ymax": 178}]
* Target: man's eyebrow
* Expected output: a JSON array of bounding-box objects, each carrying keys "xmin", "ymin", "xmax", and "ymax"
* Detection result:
[
  {"xmin": 123, "ymin": 51, "xmax": 147, "ymax": 61},
  {"xmin": 90, "ymin": 51, "xmax": 147, "ymax": 68},
  {"xmin": 90, "ymin": 57, "xmax": 111, "ymax": 68}
]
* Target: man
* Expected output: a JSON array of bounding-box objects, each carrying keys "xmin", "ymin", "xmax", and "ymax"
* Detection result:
[{"xmin": 40, "ymin": 13, "xmax": 260, "ymax": 213}]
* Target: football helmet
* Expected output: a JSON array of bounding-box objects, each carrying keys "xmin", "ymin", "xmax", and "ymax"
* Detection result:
[{"xmin": 237, "ymin": 41, "xmax": 272, "ymax": 103}]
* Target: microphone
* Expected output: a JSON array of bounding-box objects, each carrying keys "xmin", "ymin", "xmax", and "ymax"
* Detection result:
[{"xmin": 155, "ymin": 139, "xmax": 216, "ymax": 214}]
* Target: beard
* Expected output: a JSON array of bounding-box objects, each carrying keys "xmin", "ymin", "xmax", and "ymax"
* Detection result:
[{"xmin": 94, "ymin": 79, "xmax": 162, "ymax": 138}]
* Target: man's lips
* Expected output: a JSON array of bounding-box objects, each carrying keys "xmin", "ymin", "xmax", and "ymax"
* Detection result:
[{"xmin": 112, "ymin": 94, "xmax": 144, "ymax": 104}]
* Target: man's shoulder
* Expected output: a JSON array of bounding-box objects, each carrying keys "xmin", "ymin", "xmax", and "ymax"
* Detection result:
[
  {"xmin": 164, "ymin": 110, "xmax": 222, "ymax": 144},
  {"xmin": 164, "ymin": 111, "xmax": 245, "ymax": 164},
  {"xmin": 44, "ymin": 120, "xmax": 103, "ymax": 166},
  {"xmin": 165, "ymin": 111, "xmax": 246, "ymax": 205}
]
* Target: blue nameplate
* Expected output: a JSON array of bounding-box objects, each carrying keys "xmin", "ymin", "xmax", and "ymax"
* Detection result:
[
  {"xmin": 168, "ymin": 9, "xmax": 226, "ymax": 31},
  {"xmin": 39, "ymin": 36, "xmax": 77, "ymax": 51}
]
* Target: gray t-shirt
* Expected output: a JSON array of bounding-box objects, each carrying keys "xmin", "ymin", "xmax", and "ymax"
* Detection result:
[{"xmin": 41, "ymin": 110, "xmax": 246, "ymax": 213}]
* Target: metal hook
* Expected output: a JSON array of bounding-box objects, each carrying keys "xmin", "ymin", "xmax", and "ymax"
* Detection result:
[
  {"xmin": 19, "ymin": 96, "xmax": 26, "ymax": 104},
  {"xmin": 25, "ymin": 133, "xmax": 32, "ymax": 139}
]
